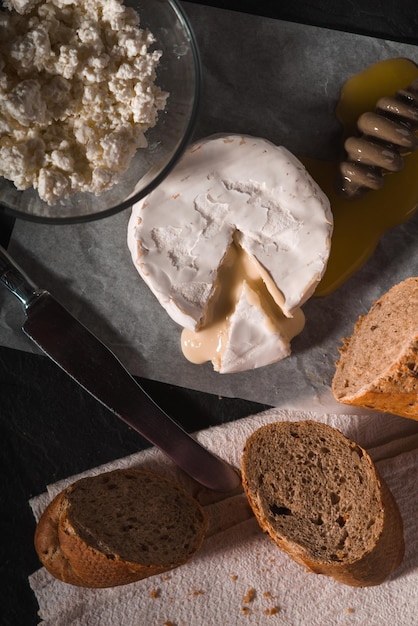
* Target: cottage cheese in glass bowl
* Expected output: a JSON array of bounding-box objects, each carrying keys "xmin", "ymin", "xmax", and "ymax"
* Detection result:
[{"xmin": 0, "ymin": 0, "xmax": 200, "ymax": 222}]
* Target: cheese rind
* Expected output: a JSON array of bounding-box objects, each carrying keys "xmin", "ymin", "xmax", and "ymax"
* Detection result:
[{"xmin": 127, "ymin": 134, "xmax": 332, "ymax": 372}]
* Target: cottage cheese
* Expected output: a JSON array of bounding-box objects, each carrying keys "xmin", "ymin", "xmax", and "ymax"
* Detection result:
[{"xmin": 0, "ymin": 0, "xmax": 168, "ymax": 204}]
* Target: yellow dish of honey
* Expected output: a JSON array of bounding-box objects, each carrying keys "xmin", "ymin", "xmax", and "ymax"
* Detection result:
[{"xmin": 303, "ymin": 57, "xmax": 418, "ymax": 296}]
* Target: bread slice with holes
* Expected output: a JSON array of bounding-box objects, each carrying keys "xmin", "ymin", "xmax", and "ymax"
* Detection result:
[
  {"xmin": 332, "ymin": 277, "xmax": 418, "ymax": 420},
  {"xmin": 241, "ymin": 420, "xmax": 404, "ymax": 586},
  {"xmin": 34, "ymin": 468, "xmax": 208, "ymax": 588}
]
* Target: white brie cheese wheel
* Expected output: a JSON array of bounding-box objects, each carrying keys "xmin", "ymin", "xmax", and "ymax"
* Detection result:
[{"xmin": 127, "ymin": 134, "xmax": 333, "ymax": 373}]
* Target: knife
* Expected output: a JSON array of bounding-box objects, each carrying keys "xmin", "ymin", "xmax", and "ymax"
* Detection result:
[{"xmin": 0, "ymin": 245, "xmax": 241, "ymax": 492}]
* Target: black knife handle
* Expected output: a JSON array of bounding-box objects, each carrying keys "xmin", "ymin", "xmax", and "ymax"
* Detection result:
[{"xmin": 0, "ymin": 244, "xmax": 45, "ymax": 309}]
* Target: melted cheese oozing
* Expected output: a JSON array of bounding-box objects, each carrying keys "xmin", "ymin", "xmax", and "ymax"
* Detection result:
[{"xmin": 181, "ymin": 242, "xmax": 305, "ymax": 372}]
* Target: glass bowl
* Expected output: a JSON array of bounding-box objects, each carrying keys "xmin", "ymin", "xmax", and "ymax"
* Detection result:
[{"xmin": 0, "ymin": 0, "xmax": 200, "ymax": 224}]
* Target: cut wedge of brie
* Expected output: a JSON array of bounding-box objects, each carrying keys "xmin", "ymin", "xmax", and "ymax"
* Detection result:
[{"xmin": 127, "ymin": 134, "xmax": 333, "ymax": 373}]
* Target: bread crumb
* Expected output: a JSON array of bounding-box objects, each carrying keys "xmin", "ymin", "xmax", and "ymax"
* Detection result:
[
  {"xmin": 230, "ymin": 574, "xmax": 238, "ymax": 582},
  {"xmin": 163, "ymin": 622, "xmax": 176, "ymax": 626},
  {"xmin": 241, "ymin": 606, "xmax": 252, "ymax": 615},
  {"xmin": 263, "ymin": 607, "xmax": 280, "ymax": 616},
  {"xmin": 263, "ymin": 591, "xmax": 274, "ymax": 600},
  {"xmin": 149, "ymin": 588, "xmax": 161, "ymax": 599},
  {"xmin": 346, "ymin": 608, "xmax": 355, "ymax": 614},
  {"xmin": 243, "ymin": 588, "xmax": 256, "ymax": 603},
  {"xmin": 190, "ymin": 589, "xmax": 205, "ymax": 596}
]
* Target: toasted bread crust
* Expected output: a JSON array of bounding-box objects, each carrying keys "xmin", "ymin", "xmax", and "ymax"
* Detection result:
[
  {"xmin": 332, "ymin": 277, "xmax": 418, "ymax": 420},
  {"xmin": 241, "ymin": 421, "xmax": 404, "ymax": 587},
  {"xmin": 34, "ymin": 469, "xmax": 208, "ymax": 588},
  {"xmin": 34, "ymin": 492, "xmax": 86, "ymax": 586}
]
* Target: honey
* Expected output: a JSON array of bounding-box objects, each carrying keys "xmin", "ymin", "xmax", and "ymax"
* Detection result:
[{"xmin": 303, "ymin": 57, "xmax": 418, "ymax": 296}]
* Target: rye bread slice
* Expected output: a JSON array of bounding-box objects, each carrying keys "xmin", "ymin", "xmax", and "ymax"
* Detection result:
[
  {"xmin": 34, "ymin": 468, "xmax": 208, "ymax": 588},
  {"xmin": 241, "ymin": 420, "xmax": 404, "ymax": 586},
  {"xmin": 332, "ymin": 277, "xmax": 418, "ymax": 420}
]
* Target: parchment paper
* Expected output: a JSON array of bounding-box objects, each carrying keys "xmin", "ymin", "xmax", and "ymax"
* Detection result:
[{"xmin": 2, "ymin": 2, "xmax": 418, "ymax": 409}]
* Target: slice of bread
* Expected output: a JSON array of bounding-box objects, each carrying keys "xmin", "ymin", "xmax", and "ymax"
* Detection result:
[
  {"xmin": 241, "ymin": 420, "xmax": 404, "ymax": 587},
  {"xmin": 34, "ymin": 468, "xmax": 208, "ymax": 588},
  {"xmin": 332, "ymin": 277, "xmax": 418, "ymax": 420}
]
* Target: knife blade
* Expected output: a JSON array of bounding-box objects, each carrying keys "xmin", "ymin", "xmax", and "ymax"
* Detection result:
[{"xmin": 0, "ymin": 245, "xmax": 240, "ymax": 492}]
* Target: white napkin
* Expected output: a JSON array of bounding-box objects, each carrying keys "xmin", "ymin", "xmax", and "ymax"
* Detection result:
[{"xmin": 29, "ymin": 408, "xmax": 418, "ymax": 626}]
